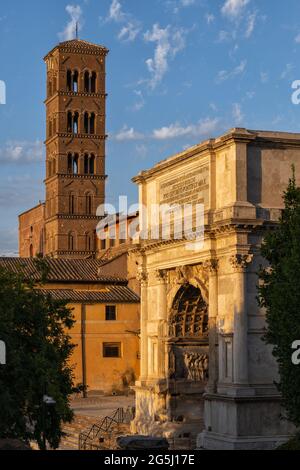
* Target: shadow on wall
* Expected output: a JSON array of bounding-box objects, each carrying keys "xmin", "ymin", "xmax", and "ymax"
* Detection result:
[{"xmin": 247, "ymin": 145, "xmax": 262, "ymax": 206}]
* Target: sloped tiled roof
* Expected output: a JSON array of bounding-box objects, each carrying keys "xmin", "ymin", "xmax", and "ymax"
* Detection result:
[
  {"xmin": 44, "ymin": 39, "xmax": 109, "ymax": 59},
  {"xmin": 38, "ymin": 287, "xmax": 140, "ymax": 304},
  {"xmin": 0, "ymin": 258, "xmax": 127, "ymax": 284}
]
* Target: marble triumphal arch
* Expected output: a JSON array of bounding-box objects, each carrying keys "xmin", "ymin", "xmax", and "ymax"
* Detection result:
[{"xmin": 131, "ymin": 128, "xmax": 300, "ymax": 449}]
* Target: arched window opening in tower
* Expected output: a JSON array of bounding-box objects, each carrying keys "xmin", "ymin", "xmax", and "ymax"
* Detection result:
[
  {"xmin": 89, "ymin": 154, "xmax": 95, "ymax": 174},
  {"xmin": 90, "ymin": 113, "xmax": 95, "ymax": 134},
  {"xmin": 73, "ymin": 70, "xmax": 79, "ymax": 92},
  {"xmin": 53, "ymin": 77, "xmax": 57, "ymax": 94},
  {"xmin": 84, "ymin": 71, "xmax": 90, "ymax": 93},
  {"xmin": 67, "ymin": 111, "xmax": 73, "ymax": 133},
  {"xmin": 91, "ymin": 72, "xmax": 97, "ymax": 93},
  {"xmin": 67, "ymin": 70, "xmax": 72, "ymax": 92},
  {"xmin": 73, "ymin": 112, "xmax": 79, "ymax": 134},
  {"xmin": 29, "ymin": 244, "xmax": 33, "ymax": 258},
  {"xmin": 84, "ymin": 154, "xmax": 89, "ymax": 174},
  {"xmin": 67, "ymin": 153, "xmax": 73, "ymax": 174},
  {"xmin": 73, "ymin": 154, "xmax": 79, "ymax": 174},
  {"xmin": 84, "ymin": 112, "xmax": 89, "ymax": 134},
  {"xmin": 169, "ymin": 284, "xmax": 208, "ymax": 338}
]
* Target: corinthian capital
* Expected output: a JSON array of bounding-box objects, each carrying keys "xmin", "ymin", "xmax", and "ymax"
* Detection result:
[
  {"xmin": 230, "ymin": 254, "xmax": 253, "ymax": 272},
  {"xmin": 203, "ymin": 259, "xmax": 219, "ymax": 274},
  {"xmin": 137, "ymin": 270, "xmax": 148, "ymax": 285},
  {"xmin": 154, "ymin": 269, "xmax": 168, "ymax": 283}
]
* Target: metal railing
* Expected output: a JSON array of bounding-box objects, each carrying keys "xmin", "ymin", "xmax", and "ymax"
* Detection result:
[{"xmin": 78, "ymin": 407, "xmax": 135, "ymax": 450}]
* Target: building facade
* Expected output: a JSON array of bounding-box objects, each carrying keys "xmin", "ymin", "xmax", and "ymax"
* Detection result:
[
  {"xmin": 19, "ymin": 39, "xmax": 109, "ymax": 259},
  {"xmin": 131, "ymin": 128, "xmax": 297, "ymax": 449},
  {"xmin": 0, "ymin": 257, "xmax": 140, "ymax": 394}
]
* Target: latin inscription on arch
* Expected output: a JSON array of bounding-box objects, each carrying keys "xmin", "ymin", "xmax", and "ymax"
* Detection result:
[{"xmin": 160, "ymin": 165, "xmax": 209, "ymax": 207}]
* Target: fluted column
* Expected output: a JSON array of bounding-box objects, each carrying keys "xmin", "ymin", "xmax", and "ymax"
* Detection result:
[
  {"xmin": 205, "ymin": 259, "xmax": 219, "ymax": 393},
  {"xmin": 137, "ymin": 271, "xmax": 148, "ymax": 380},
  {"xmin": 155, "ymin": 269, "xmax": 168, "ymax": 378},
  {"xmin": 230, "ymin": 254, "xmax": 253, "ymax": 386}
]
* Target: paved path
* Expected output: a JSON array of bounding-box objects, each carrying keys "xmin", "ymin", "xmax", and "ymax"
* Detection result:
[{"xmin": 71, "ymin": 394, "xmax": 135, "ymax": 417}]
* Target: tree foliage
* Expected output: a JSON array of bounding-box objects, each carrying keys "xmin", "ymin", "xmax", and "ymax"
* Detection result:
[
  {"xmin": 0, "ymin": 260, "xmax": 76, "ymax": 449},
  {"xmin": 258, "ymin": 167, "xmax": 300, "ymax": 428}
]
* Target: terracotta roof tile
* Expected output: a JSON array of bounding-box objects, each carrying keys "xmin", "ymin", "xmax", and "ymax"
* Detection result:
[
  {"xmin": 0, "ymin": 258, "xmax": 127, "ymax": 284},
  {"xmin": 38, "ymin": 287, "xmax": 140, "ymax": 303}
]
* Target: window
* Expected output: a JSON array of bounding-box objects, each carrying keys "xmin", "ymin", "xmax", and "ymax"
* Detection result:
[
  {"xmin": 103, "ymin": 342, "xmax": 121, "ymax": 358},
  {"xmin": 90, "ymin": 113, "xmax": 95, "ymax": 134},
  {"xmin": 73, "ymin": 70, "xmax": 79, "ymax": 92},
  {"xmin": 67, "ymin": 70, "xmax": 79, "ymax": 92},
  {"xmin": 67, "ymin": 111, "xmax": 73, "ymax": 133},
  {"xmin": 89, "ymin": 154, "xmax": 95, "ymax": 174},
  {"xmin": 84, "ymin": 154, "xmax": 89, "ymax": 174},
  {"xmin": 73, "ymin": 154, "xmax": 79, "ymax": 174},
  {"xmin": 73, "ymin": 112, "xmax": 79, "ymax": 134},
  {"xmin": 67, "ymin": 70, "xmax": 72, "ymax": 91},
  {"xmin": 91, "ymin": 71, "xmax": 96, "ymax": 93},
  {"xmin": 67, "ymin": 153, "xmax": 73, "ymax": 174},
  {"xmin": 84, "ymin": 71, "xmax": 90, "ymax": 92},
  {"xmin": 105, "ymin": 305, "xmax": 116, "ymax": 321}
]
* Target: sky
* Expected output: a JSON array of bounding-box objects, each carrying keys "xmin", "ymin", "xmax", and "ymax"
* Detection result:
[{"xmin": 1, "ymin": 0, "xmax": 300, "ymax": 254}]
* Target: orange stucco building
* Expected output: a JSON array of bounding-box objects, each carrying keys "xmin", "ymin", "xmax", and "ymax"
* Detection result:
[{"xmin": 0, "ymin": 257, "xmax": 140, "ymax": 394}]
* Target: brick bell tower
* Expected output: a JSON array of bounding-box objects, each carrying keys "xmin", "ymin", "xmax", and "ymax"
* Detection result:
[{"xmin": 43, "ymin": 39, "xmax": 108, "ymax": 258}]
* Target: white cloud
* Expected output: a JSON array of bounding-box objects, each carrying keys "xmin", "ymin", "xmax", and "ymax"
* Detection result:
[
  {"xmin": 0, "ymin": 140, "xmax": 43, "ymax": 163},
  {"xmin": 152, "ymin": 118, "xmax": 219, "ymax": 140},
  {"xmin": 217, "ymin": 30, "xmax": 234, "ymax": 42},
  {"xmin": 232, "ymin": 103, "xmax": 244, "ymax": 124},
  {"xmin": 132, "ymin": 90, "xmax": 145, "ymax": 111},
  {"xmin": 114, "ymin": 126, "xmax": 144, "ymax": 141},
  {"xmin": 181, "ymin": 0, "xmax": 195, "ymax": 6},
  {"xmin": 216, "ymin": 60, "xmax": 247, "ymax": 83},
  {"xmin": 58, "ymin": 5, "xmax": 83, "ymax": 41},
  {"xmin": 295, "ymin": 33, "xmax": 300, "ymax": 44},
  {"xmin": 106, "ymin": 0, "xmax": 141, "ymax": 42},
  {"xmin": 245, "ymin": 11, "xmax": 256, "ymax": 38},
  {"xmin": 260, "ymin": 71, "xmax": 269, "ymax": 83},
  {"xmin": 206, "ymin": 13, "xmax": 215, "ymax": 25},
  {"xmin": 144, "ymin": 24, "xmax": 187, "ymax": 89},
  {"xmin": 118, "ymin": 22, "xmax": 140, "ymax": 42},
  {"xmin": 221, "ymin": 0, "xmax": 250, "ymax": 20},
  {"xmin": 108, "ymin": 0, "xmax": 125, "ymax": 22}
]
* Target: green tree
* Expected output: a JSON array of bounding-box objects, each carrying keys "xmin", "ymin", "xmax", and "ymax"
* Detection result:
[
  {"xmin": 0, "ymin": 261, "xmax": 75, "ymax": 449},
  {"xmin": 258, "ymin": 167, "xmax": 300, "ymax": 428}
]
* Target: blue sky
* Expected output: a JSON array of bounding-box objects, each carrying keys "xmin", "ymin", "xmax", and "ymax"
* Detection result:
[{"xmin": 1, "ymin": 0, "xmax": 300, "ymax": 254}]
